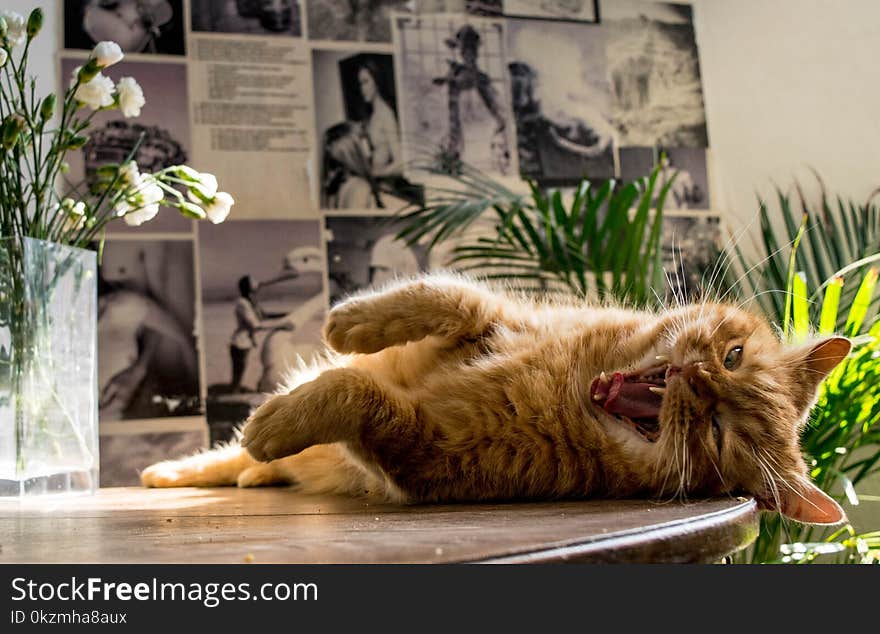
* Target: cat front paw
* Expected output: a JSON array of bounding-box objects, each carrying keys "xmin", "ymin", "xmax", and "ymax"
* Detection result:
[{"xmin": 241, "ymin": 389, "xmax": 320, "ymax": 462}]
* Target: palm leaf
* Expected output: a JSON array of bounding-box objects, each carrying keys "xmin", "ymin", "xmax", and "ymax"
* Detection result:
[{"xmin": 396, "ymin": 159, "xmax": 673, "ymax": 305}]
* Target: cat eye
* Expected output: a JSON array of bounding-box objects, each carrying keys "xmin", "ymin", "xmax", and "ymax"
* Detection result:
[{"xmin": 723, "ymin": 345, "xmax": 743, "ymax": 370}]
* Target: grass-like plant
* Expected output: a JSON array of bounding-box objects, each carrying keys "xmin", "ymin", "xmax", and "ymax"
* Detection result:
[{"xmin": 729, "ymin": 181, "xmax": 880, "ymax": 335}]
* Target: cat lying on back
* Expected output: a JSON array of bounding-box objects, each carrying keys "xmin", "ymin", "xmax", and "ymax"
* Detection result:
[{"xmin": 142, "ymin": 273, "xmax": 850, "ymax": 525}]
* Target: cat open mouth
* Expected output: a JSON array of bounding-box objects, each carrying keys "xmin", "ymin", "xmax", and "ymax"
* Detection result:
[{"xmin": 589, "ymin": 363, "xmax": 668, "ymax": 442}]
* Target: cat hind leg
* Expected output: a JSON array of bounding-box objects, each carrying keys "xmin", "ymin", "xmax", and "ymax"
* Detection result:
[
  {"xmin": 140, "ymin": 444, "xmax": 264, "ymax": 488},
  {"xmin": 141, "ymin": 441, "xmax": 388, "ymax": 499}
]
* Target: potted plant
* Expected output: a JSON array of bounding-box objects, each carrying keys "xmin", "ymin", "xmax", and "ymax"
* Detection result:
[{"xmin": 0, "ymin": 8, "xmax": 233, "ymax": 497}]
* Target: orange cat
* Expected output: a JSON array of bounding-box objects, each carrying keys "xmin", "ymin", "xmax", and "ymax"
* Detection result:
[{"xmin": 142, "ymin": 273, "xmax": 849, "ymax": 525}]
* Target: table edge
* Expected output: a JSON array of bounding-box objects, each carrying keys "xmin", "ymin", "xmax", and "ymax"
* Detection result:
[{"xmin": 472, "ymin": 498, "xmax": 759, "ymax": 564}]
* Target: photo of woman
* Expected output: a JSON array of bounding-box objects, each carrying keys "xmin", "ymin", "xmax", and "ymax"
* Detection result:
[
  {"xmin": 313, "ymin": 50, "xmax": 422, "ymax": 211},
  {"xmin": 358, "ymin": 59, "xmax": 403, "ymax": 180}
]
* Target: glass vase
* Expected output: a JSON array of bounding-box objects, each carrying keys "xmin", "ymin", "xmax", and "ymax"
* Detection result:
[{"xmin": 0, "ymin": 237, "xmax": 99, "ymax": 497}]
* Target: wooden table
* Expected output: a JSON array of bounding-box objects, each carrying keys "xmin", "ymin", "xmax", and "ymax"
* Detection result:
[{"xmin": 0, "ymin": 488, "xmax": 758, "ymax": 563}]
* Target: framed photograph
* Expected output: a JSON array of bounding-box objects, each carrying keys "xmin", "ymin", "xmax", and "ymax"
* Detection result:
[
  {"xmin": 393, "ymin": 13, "xmax": 518, "ymax": 178},
  {"xmin": 199, "ymin": 220, "xmax": 326, "ymax": 443},
  {"xmin": 190, "ymin": 0, "xmax": 302, "ymax": 36},
  {"xmin": 60, "ymin": 58, "xmax": 192, "ymax": 233},
  {"xmin": 307, "ymin": 0, "xmax": 410, "ymax": 43},
  {"xmin": 502, "ymin": 0, "xmax": 599, "ymax": 22},
  {"xmin": 97, "ymin": 240, "xmax": 201, "ymax": 423},
  {"xmin": 507, "ymin": 19, "xmax": 614, "ymax": 185},
  {"xmin": 64, "ymin": 0, "xmax": 186, "ymax": 56},
  {"xmin": 603, "ymin": 1, "xmax": 708, "ymax": 147},
  {"xmin": 313, "ymin": 50, "xmax": 423, "ymax": 211}
]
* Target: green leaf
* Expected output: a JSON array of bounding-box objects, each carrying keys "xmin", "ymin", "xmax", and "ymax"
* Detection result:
[
  {"xmin": 819, "ymin": 276, "xmax": 843, "ymax": 335},
  {"xmin": 793, "ymin": 271, "xmax": 810, "ymax": 339},
  {"xmin": 844, "ymin": 268, "xmax": 878, "ymax": 336},
  {"xmin": 783, "ymin": 216, "xmax": 807, "ymax": 339}
]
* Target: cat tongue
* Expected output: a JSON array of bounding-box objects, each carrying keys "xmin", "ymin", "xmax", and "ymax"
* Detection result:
[{"xmin": 591, "ymin": 372, "xmax": 663, "ymax": 420}]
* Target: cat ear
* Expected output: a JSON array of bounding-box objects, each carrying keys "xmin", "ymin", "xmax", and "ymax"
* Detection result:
[
  {"xmin": 760, "ymin": 481, "xmax": 847, "ymax": 525},
  {"xmin": 803, "ymin": 336, "xmax": 851, "ymax": 383},
  {"xmin": 790, "ymin": 337, "xmax": 851, "ymax": 413}
]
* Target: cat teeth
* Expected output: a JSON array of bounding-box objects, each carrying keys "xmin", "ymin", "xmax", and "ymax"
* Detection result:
[
  {"xmin": 600, "ymin": 371, "xmax": 608, "ymax": 383},
  {"xmin": 648, "ymin": 386, "xmax": 666, "ymax": 396},
  {"xmin": 655, "ymin": 354, "xmax": 669, "ymax": 362}
]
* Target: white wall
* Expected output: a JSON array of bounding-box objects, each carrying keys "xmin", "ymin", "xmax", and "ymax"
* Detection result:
[{"xmin": 693, "ymin": 0, "xmax": 880, "ymax": 243}]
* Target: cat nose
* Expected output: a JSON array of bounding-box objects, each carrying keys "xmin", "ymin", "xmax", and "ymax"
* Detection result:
[{"xmin": 681, "ymin": 362, "xmax": 717, "ymax": 402}]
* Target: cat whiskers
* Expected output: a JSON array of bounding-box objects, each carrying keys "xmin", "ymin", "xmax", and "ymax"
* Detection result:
[
  {"xmin": 669, "ymin": 232, "xmax": 688, "ymax": 306},
  {"xmin": 653, "ymin": 434, "xmax": 679, "ymax": 500},
  {"xmin": 699, "ymin": 216, "xmax": 759, "ymax": 313},
  {"xmin": 715, "ymin": 233, "xmax": 802, "ymax": 307},
  {"xmin": 697, "ymin": 432, "xmax": 728, "ymax": 494},
  {"xmin": 759, "ymin": 448, "xmax": 828, "ymax": 516},
  {"xmin": 672, "ymin": 418, "xmax": 691, "ymax": 502},
  {"xmin": 752, "ymin": 447, "xmax": 782, "ymax": 515}
]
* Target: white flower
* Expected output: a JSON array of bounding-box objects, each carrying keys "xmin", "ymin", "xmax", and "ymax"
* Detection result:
[
  {"xmin": 0, "ymin": 49, "xmax": 8, "ymax": 68},
  {"xmin": 187, "ymin": 172, "xmax": 218, "ymax": 203},
  {"xmin": 0, "ymin": 11, "xmax": 26, "ymax": 48},
  {"xmin": 71, "ymin": 69, "xmax": 114, "ymax": 110},
  {"xmin": 92, "ymin": 41, "xmax": 123, "ymax": 68},
  {"xmin": 122, "ymin": 202, "xmax": 159, "ymax": 226},
  {"xmin": 204, "ymin": 192, "xmax": 234, "ymax": 224},
  {"xmin": 113, "ymin": 197, "xmax": 133, "ymax": 218},
  {"xmin": 116, "ymin": 173, "xmax": 164, "ymax": 226},
  {"xmin": 116, "ymin": 76, "xmax": 144, "ymax": 118},
  {"xmin": 139, "ymin": 179, "xmax": 164, "ymax": 206},
  {"xmin": 119, "ymin": 161, "xmax": 140, "ymax": 185},
  {"xmin": 57, "ymin": 198, "xmax": 87, "ymax": 232},
  {"xmin": 65, "ymin": 203, "xmax": 88, "ymax": 231}
]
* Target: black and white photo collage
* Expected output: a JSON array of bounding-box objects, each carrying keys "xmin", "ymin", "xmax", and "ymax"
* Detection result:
[{"xmin": 60, "ymin": 0, "xmax": 721, "ymax": 484}]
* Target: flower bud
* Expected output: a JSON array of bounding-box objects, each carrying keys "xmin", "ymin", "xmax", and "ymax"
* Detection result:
[
  {"xmin": 177, "ymin": 201, "xmax": 206, "ymax": 219},
  {"xmin": 95, "ymin": 164, "xmax": 118, "ymax": 178},
  {"xmin": 2, "ymin": 114, "xmax": 25, "ymax": 150},
  {"xmin": 26, "ymin": 8, "xmax": 42, "ymax": 39},
  {"xmin": 173, "ymin": 165, "xmax": 200, "ymax": 182},
  {"xmin": 76, "ymin": 59, "xmax": 101, "ymax": 83},
  {"xmin": 91, "ymin": 41, "xmax": 123, "ymax": 68},
  {"xmin": 0, "ymin": 16, "xmax": 7, "ymax": 39},
  {"xmin": 0, "ymin": 49, "xmax": 7, "ymax": 69},
  {"xmin": 39, "ymin": 94, "xmax": 56, "ymax": 120},
  {"xmin": 66, "ymin": 134, "xmax": 89, "ymax": 150}
]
